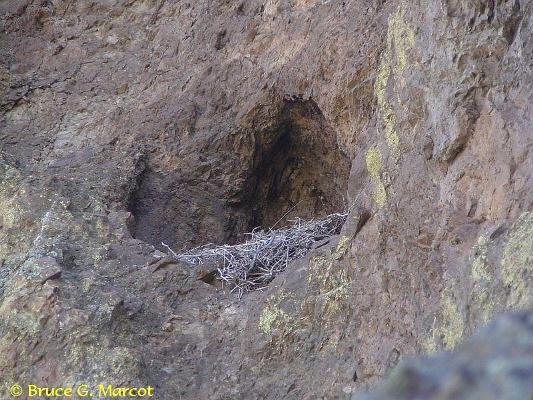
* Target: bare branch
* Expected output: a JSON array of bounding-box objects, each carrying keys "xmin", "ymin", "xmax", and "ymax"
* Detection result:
[{"xmin": 168, "ymin": 212, "xmax": 347, "ymax": 297}]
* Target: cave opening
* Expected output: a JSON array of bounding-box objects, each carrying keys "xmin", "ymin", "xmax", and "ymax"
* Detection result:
[
  {"xmin": 234, "ymin": 97, "xmax": 351, "ymax": 237},
  {"xmin": 127, "ymin": 97, "xmax": 351, "ymax": 251}
]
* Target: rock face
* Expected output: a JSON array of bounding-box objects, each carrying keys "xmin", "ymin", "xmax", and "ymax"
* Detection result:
[
  {"xmin": 357, "ymin": 311, "xmax": 533, "ymax": 400},
  {"xmin": 0, "ymin": 0, "xmax": 531, "ymax": 399}
]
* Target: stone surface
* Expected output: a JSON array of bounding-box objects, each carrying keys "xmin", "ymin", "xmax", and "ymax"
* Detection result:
[
  {"xmin": 0, "ymin": 0, "xmax": 532, "ymax": 399},
  {"xmin": 356, "ymin": 311, "xmax": 533, "ymax": 400}
]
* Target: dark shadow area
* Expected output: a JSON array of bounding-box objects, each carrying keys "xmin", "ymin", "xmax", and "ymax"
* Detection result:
[
  {"xmin": 127, "ymin": 96, "xmax": 351, "ymax": 250},
  {"xmin": 238, "ymin": 97, "xmax": 350, "ymax": 232}
]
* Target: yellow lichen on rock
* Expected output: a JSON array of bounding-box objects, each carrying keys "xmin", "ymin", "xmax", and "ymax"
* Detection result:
[
  {"xmin": 365, "ymin": 146, "xmax": 387, "ymax": 208},
  {"xmin": 333, "ymin": 235, "xmax": 351, "ymax": 260},
  {"xmin": 375, "ymin": 44, "xmax": 400, "ymax": 161},
  {"xmin": 258, "ymin": 237, "xmax": 352, "ymax": 348},
  {"xmin": 258, "ymin": 291, "xmax": 292, "ymax": 335},
  {"xmin": 374, "ymin": 4, "xmax": 415, "ymax": 162},
  {"xmin": 424, "ymin": 289, "xmax": 465, "ymax": 353},
  {"xmin": 501, "ymin": 212, "xmax": 533, "ymax": 309},
  {"xmin": 0, "ymin": 164, "xmax": 21, "ymax": 230},
  {"xmin": 309, "ymin": 255, "xmax": 350, "ymax": 306},
  {"xmin": 365, "ymin": 145, "xmax": 382, "ymax": 180},
  {"xmin": 472, "ymin": 287, "xmax": 495, "ymax": 325},
  {"xmin": 469, "ymin": 235, "xmax": 495, "ymax": 324},
  {"xmin": 387, "ymin": 7, "xmax": 415, "ymax": 79},
  {"xmin": 259, "ymin": 304, "xmax": 291, "ymax": 335},
  {"xmin": 471, "ymin": 235, "xmax": 492, "ymax": 282},
  {"xmin": 439, "ymin": 290, "xmax": 465, "ymax": 350},
  {"xmin": 306, "ymin": 237, "xmax": 352, "ymax": 331},
  {"xmin": 0, "ymin": 164, "xmax": 37, "ymax": 260},
  {"xmin": 0, "ymin": 196, "xmax": 21, "ymax": 230},
  {"xmin": 421, "ymin": 331, "xmax": 437, "ymax": 354}
]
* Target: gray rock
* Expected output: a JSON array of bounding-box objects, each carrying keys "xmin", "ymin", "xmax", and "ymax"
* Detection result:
[
  {"xmin": 0, "ymin": 0, "xmax": 531, "ymax": 398},
  {"xmin": 356, "ymin": 311, "xmax": 533, "ymax": 400}
]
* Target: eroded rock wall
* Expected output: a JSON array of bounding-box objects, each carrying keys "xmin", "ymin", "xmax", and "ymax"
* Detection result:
[
  {"xmin": 0, "ymin": 0, "xmax": 531, "ymax": 399},
  {"xmin": 358, "ymin": 310, "xmax": 533, "ymax": 400}
]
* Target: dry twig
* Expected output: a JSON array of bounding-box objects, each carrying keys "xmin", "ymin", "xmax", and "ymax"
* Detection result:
[{"xmin": 165, "ymin": 212, "xmax": 347, "ymax": 297}]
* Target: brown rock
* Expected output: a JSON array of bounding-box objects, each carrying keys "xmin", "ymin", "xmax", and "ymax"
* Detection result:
[{"xmin": 0, "ymin": 0, "xmax": 531, "ymax": 399}]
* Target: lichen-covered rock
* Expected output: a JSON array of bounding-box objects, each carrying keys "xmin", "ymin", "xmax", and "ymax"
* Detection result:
[
  {"xmin": 1, "ymin": 0, "xmax": 532, "ymax": 399},
  {"xmin": 355, "ymin": 311, "xmax": 533, "ymax": 400}
]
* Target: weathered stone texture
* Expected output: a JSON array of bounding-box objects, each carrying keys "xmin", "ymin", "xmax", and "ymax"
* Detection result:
[
  {"xmin": 357, "ymin": 311, "xmax": 533, "ymax": 400},
  {"xmin": 0, "ymin": 0, "xmax": 531, "ymax": 398}
]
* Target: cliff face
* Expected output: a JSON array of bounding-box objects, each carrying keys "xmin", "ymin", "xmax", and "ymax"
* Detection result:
[
  {"xmin": 359, "ymin": 310, "xmax": 533, "ymax": 400},
  {"xmin": 0, "ymin": 0, "xmax": 531, "ymax": 399}
]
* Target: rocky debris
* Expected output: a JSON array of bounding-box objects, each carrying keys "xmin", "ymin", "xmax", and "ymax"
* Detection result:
[
  {"xmin": 356, "ymin": 311, "xmax": 533, "ymax": 400},
  {"xmin": 31, "ymin": 256, "xmax": 62, "ymax": 285},
  {"xmin": 0, "ymin": 0, "xmax": 532, "ymax": 399}
]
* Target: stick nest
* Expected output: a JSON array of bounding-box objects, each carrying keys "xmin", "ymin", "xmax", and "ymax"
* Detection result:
[{"xmin": 164, "ymin": 213, "xmax": 347, "ymax": 297}]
